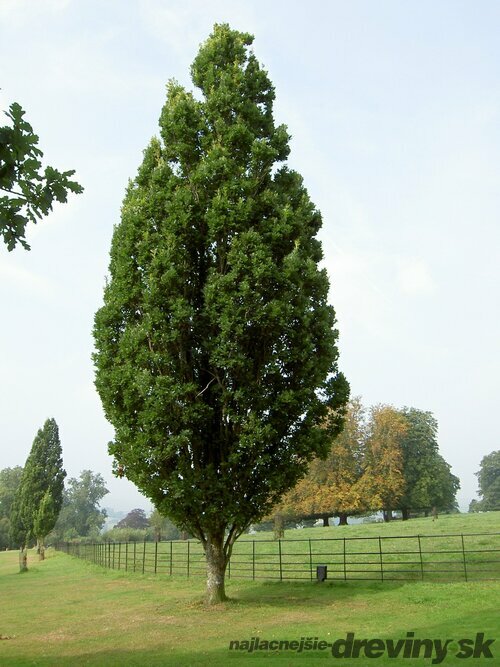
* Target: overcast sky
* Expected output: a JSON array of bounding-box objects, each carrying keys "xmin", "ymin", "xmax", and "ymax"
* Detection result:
[{"xmin": 1, "ymin": 0, "xmax": 498, "ymax": 514}]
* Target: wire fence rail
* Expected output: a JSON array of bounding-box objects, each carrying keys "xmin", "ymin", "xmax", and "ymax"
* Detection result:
[{"xmin": 55, "ymin": 532, "xmax": 500, "ymax": 583}]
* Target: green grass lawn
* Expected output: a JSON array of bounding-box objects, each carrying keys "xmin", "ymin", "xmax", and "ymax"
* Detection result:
[{"xmin": 0, "ymin": 513, "xmax": 499, "ymax": 666}]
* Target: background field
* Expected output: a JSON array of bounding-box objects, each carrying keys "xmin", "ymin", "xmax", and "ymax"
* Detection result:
[
  {"xmin": 66, "ymin": 512, "xmax": 500, "ymax": 583},
  {"xmin": 1, "ymin": 513, "xmax": 499, "ymax": 665}
]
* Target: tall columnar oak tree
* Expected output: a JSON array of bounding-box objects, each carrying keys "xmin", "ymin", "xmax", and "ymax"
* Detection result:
[
  {"xmin": 93, "ymin": 24, "xmax": 349, "ymax": 604},
  {"xmin": 10, "ymin": 418, "xmax": 66, "ymax": 566}
]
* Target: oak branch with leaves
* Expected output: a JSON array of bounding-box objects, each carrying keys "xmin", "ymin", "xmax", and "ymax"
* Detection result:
[{"xmin": 0, "ymin": 101, "xmax": 83, "ymax": 250}]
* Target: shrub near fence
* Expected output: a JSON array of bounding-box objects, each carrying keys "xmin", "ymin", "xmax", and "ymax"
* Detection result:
[{"xmin": 56, "ymin": 532, "xmax": 500, "ymax": 583}]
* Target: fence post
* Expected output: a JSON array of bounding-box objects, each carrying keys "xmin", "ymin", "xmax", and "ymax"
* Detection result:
[
  {"xmin": 309, "ymin": 539, "xmax": 313, "ymax": 581},
  {"xmin": 170, "ymin": 541, "xmax": 173, "ymax": 576},
  {"xmin": 252, "ymin": 540, "xmax": 255, "ymax": 581},
  {"xmin": 142, "ymin": 539, "xmax": 146, "ymax": 574},
  {"xmin": 154, "ymin": 540, "xmax": 158, "ymax": 574},
  {"xmin": 133, "ymin": 541, "xmax": 137, "ymax": 572},
  {"xmin": 417, "ymin": 535, "xmax": 424, "ymax": 580},
  {"xmin": 343, "ymin": 537, "xmax": 347, "ymax": 581},
  {"xmin": 461, "ymin": 534, "xmax": 468, "ymax": 582},
  {"xmin": 378, "ymin": 537, "xmax": 384, "ymax": 582},
  {"xmin": 279, "ymin": 539, "xmax": 283, "ymax": 581},
  {"xmin": 112, "ymin": 542, "xmax": 116, "ymax": 569},
  {"xmin": 187, "ymin": 541, "xmax": 190, "ymax": 578},
  {"xmin": 118, "ymin": 542, "xmax": 121, "ymax": 570}
]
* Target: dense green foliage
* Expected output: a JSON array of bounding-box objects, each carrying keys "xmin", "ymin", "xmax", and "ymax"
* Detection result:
[
  {"xmin": 398, "ymin": 408, "xmax": 460, "ymax": 517},
  {"xmin": 0, "ymin": 466, "xmax": 23, "ymax": 549},
  {"xmin": 148, "ymin": 508, "xmax": 183, "ymax": 541},
  {"xmin": 470, "ymin": 450, "xmax": 500, "ymax": 511},
  {"xmin": 9, "ymin": 419, "xmax": 65, "ymax": 552},
  {"xmin": 103, "ymin": 510, "xmax": 183, "ymax": 543},
  {"xmin": 0, "ymin": 101, "xmax": 83, "ymax": 250},
  {"xmin": 93, "ymin": 24, "xmax": 348, "ymax": 601},
  {"xmin": 52, "ymin": 470, "xmax": 109, "ymax": 540}
]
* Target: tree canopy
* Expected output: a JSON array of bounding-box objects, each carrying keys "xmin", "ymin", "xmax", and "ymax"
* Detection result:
[
  {"xmin": 358, "ymin": 404, "xmax": 407, "ymax": 515},
  {"xmin": 472, "ymin": 450, "xmax": 500, "ymax": 511},
  {"xmin": 115, "ymin": 508, "xmax": 149, "ymax": 530},
  {"xmin": 10, "ymin": 418, "xmax": 65, "ymax": 562},
  {"xmin": 0, "ymin": 466, "xmax": 23, "ymax": 550},
  {"xmin": 52, "ymin": 470, "xmax": 109, "ymax": 540},
  {"xmin": 93, "ymin": 23, "xmax": 349, "ymax": 603},
  {"xmin": 0, "ymin": 101, "xmax": 83, "ymax": 250}
]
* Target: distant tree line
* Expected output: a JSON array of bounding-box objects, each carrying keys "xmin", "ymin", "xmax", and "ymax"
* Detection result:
[
  {"xmin": 0, "ymin": 460, "xmax": 183, "ymax": 551},
  {"xmin": 268, "ymin": 398, "xmax": 461, "ymax": 531},
  {"xmin": 101, "ymin": 508, "xmax": 184, "ymax": 543},
  {"xmin": 2, "ymin": 414, "xmax": 495, "ymax": 560}
]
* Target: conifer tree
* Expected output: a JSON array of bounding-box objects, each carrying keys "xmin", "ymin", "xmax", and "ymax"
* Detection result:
[
  {"xmin": 93, "ymin": 24, "xmax": 348, "ymax": 603},
  {"xmin": 11, "ymin": 418, "xmax": 66, "ymax": 566}
]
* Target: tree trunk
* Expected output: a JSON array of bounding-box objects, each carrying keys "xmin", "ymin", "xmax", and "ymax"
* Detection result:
[
  {"xmin": 19, "ymin": 547, "xmax": 28, "ymax": 573},
  {"xmin": 322, "ymin": 515, "xmax": 330, "ymax": 527},
  {"xmin": 432, "ymin": 506, "xmax": 438, "ymax": 521},
  {"xmin": 37, "ymin": 537, "xmax": 45, "ymax": 561},
  {"xmin": 338, "ymin": 514, "xmax": 348, "ymax": 526},
  {"xmin": 402, "ymin": 508, "xmax": 409, "ymax": 521},
  {"xmin": 424, "ymin": 510, "xmax": 429, "ymax": 518},
  {"xmin": 205, "ymin": 533, "xmax": 228, "ymax": 605},
  {"xmin": 383, "ymin": 510, "xmax": 392, "ymax": 522},
  {"xmin": 274, "ymin": 514, "xmax": 285, "ymax": 539}
]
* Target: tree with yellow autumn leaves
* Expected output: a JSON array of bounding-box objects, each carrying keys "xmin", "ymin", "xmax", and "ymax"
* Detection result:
[{"xmin": 268, "ymin": 398, "xmax": 459, "ymax": 529}]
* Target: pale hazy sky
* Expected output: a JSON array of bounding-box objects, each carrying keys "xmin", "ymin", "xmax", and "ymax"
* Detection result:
[{"xmin": 0, "ymin": 0, "xmax": 498, "ymax": 513}]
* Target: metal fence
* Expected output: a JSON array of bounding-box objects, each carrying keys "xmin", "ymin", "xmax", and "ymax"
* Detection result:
[{"xmin": 56, "ymin": 532, "xmax": 500, "ymax": 583}]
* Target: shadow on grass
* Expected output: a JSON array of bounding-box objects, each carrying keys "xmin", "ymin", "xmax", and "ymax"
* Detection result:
[{"xmin": 223, "ymin": 578, "xmax": 406, "ymax": 608}]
